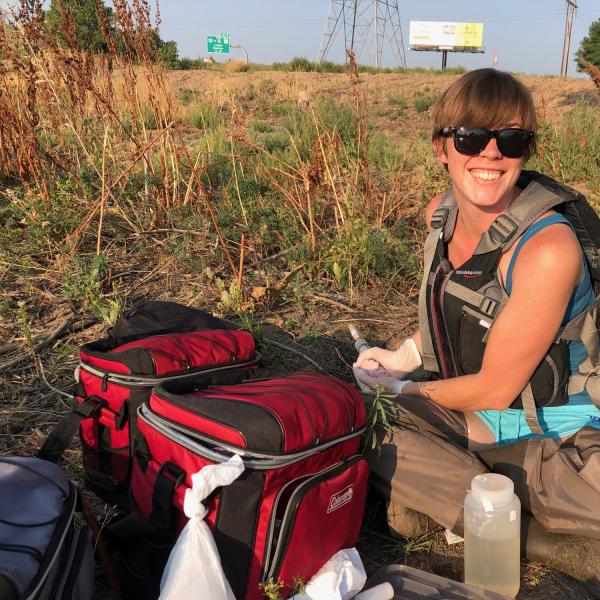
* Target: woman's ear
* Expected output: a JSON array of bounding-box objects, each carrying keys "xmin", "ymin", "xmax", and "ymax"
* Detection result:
[{"xmin": 433, "ymin": 137, "xmax": 448, "ymax": 165}]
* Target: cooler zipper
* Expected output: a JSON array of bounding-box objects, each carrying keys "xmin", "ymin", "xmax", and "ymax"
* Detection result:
[
  {"xmin": 139, "ymin": 404, "xmax": 365, "ymax": 467},
  {"xmin": 261, "ymin": 473, "xmax": 312, "ymax": 578},
  {"xmin": 264, "ymin": 457, "xmax": 361, "ymax": 581},
  {"xmin": 79, "ymin": 353, "xmax": 261, "ymax": 387}
]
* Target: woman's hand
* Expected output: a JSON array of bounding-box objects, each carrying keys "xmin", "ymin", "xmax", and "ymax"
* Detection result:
[
  {"xmin": 353, "ymin": 338, "xmax": 421, "ymax": 379},
  {"xmin": 353, "ymin": 367, "xmax": 411, "ymax": 394}
]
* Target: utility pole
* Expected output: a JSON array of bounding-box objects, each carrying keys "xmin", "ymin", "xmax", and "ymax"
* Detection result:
[
  {"xmin": 560, "ymin": 0, "xmax": 577, "ymax": 76},
  {"xmin": 318, "ymin": 0, "xmax": 406, "ymax": 68}
]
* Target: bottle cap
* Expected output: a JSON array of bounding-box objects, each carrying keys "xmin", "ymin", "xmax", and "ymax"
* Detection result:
[{"xmin": 470, "ymin": 473, "xmax": 514, "ymax": 509}]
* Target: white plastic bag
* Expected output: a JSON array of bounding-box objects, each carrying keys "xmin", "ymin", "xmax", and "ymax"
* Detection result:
[
  {"xmin": 288, "ymin": 547, "xmax": 367, "ymax": 600},
  {"xmin": 159, "ymin": 454, "xmax": 245, "ymax": 600}
]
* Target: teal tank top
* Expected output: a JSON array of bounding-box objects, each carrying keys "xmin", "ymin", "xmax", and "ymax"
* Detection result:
[{"xmin": 506, "ymin": 213, "xmax": 595, "ymax": 404}]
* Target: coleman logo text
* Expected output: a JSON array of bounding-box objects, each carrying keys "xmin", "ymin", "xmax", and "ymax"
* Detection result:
[{"xmin": 327, "ymin": 485, "xmax": 354, "ymax": 513}]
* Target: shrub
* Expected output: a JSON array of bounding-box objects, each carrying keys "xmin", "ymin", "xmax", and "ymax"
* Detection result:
[
  {"xmin": 250, "ymin": 119, "xmax": 273, "ymax": 133},
  {"xmin": 289, "ymin": 56, "xmax": 315, "ymax": 72},
  {"xmin": 183, "ymin": 102, "xmax": 221, "ymax": 130},
  {"xmin": 225, "ymin": 60, "xmax": 249, "ymax": 73},
  {"xmin": 179, "ymin": 88, "xmax": 195, "ymax": 106},
  {"xmin": 413, "ymin": 95, "xmax": 437, "ymax": 113},
  {"xmin": 388, "ymin": 95, "xmax": 408, "ymax": 109},
  {"xmin": 320, "ymin": 219, "xmax": 420, "ymax": 290}
]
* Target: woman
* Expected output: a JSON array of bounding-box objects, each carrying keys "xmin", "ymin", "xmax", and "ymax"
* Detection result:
[{"xmin": 354, "ymin": 68, "xmax": 600, "ymax": 584}]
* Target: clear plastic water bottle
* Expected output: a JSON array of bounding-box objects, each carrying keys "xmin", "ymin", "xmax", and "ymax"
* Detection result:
[{"xmin": 464, "ymin": 473, "xmax": 521, "ymax": 598}]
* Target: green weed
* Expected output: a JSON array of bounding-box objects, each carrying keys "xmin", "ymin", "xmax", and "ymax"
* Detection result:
[
  {"xmin": 179, "ymin": 87, "xmax": 195, "ymax": 106},
  {"xmin": 250, "ymin": 119, "xmax": 273, "ymax": 133},
  {"xmin": 184, "ymin": 102, "xmax": 221, "ymax": 131},
  {"xmin": 413, "ymin": 95, "xmax": 437, "ymax": 113},
  {"xmin": 388, "ymin": 95, "xmax": 408, "ymax": 109},
  {"xmin": 259, "ymin": 579, "xmax": 284, "ymax": 600},
  {"xmin": 530, "ymin": 100, "xmax": 600, "ymax": 191},
  {"xmin": 62, "ymin": 254, "xmax": 123, "ymax": 325},
  {"xmin": 363, "ymin": 387, "xmax": 397, "ymax": 452},
  {"xmin": 368, "ymin": 131, "xmax": 404, "ymax": 172},
  {"xmin": 319, "ymin": 219, "xmax": 420, "ymax": 291}
]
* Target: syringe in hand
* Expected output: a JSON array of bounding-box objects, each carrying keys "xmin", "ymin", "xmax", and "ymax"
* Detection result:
[
  {"xmin": 349, "ymin": 325, "xmax": 373, "ymax": 393},
  {"xmin": 349, "ymin": 324, "xmax": 370, "ymax": 354}
]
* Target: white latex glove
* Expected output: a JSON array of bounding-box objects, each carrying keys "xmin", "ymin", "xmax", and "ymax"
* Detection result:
[
  {"xmin": 353, "ymin": 338, "xmax": 421, "ymax": 379},
  {"xmin": 353, "ymin": 368, "xmax": 411, "ymax": 395}
]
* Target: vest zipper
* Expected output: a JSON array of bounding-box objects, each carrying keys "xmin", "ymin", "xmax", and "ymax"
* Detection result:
[
  {"xmin": 430, "ymin": 265, "xmax": 452, "ymax": 378},
  {"xmin": 437, "ymin": 270, "xmax": 459, "ymax": 377}
]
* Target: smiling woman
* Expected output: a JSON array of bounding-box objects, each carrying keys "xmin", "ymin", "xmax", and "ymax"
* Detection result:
[{"xmin": 353, "ymin": 68, "xmax": 600, "ymax": 589}]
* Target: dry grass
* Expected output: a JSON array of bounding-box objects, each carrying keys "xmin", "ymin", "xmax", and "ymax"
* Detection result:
[{"xmin": 224, "ymin": 59, "xmax": 249, "ymax": 73}]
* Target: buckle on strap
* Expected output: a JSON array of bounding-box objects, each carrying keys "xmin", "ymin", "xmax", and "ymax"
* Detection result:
[
  {"xmin": 479, "ymin": 297, "xmax": 499, "ymax": 317},
  {"xmin": 430, "ymin": 207, "xmax": 449, "ymax": 230},
  {"xmin": 75, "ymin": 396, "xmax": 106, "ymax": 419},
  {"xmin": 157, "ymin": 462, "xmax": 185, "ymax": 489},
  {"xmin": 489, "ymin": 214, "xmax": 518, "ymax": 244}
]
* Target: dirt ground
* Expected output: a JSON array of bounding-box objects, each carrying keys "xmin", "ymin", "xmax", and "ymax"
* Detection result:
[{"xmin": 2, "ymin": 69, "xmax": 600, "ymax": 599}]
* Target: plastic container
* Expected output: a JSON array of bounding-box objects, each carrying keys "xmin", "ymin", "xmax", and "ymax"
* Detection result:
[
  {"xmin": 464, "ymin": 474, "xmax": 521, "ymax": 598},
  {"xmin": 363, "ymin": 564, "xmax": 512, "ymax": 599}
]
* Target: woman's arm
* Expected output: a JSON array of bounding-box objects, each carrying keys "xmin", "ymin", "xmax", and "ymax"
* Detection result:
[{"xmin": 403, "ymin": 223, "xmax": 582, "ymax": 411}]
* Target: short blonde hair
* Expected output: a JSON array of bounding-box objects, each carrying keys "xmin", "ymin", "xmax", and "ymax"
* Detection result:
[{"xmin": 432, "ymin": 69, "xmax": 537, "ymax": 159}]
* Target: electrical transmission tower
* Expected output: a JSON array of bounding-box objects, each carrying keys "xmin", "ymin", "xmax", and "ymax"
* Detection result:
[
  {"xmin": 560, "ymin": 0, "xmax": 577, "ymax": 76},
  {"xmin": 318, "ymin": 0, "xmax": 406, "ymax": 68}
]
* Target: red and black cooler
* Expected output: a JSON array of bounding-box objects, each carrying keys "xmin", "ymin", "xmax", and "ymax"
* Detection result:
[{"xmin": 129, "ymin": 372, "xmax": 369, "ymax": 600}]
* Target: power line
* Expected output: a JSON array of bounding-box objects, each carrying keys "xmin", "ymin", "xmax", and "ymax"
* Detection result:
[
  {"xmin": 560, "ymin": 0, "xmax": 577, "ymax": 76},
  {"xmin": 318, "ymin": 0, "xmax": 406, "ymax": 67}
]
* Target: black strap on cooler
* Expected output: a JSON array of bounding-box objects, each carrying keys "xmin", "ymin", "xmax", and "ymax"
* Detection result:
[
  {"xmin": 108, "ymin": 461, "xmax": 185, "ymax": 541},
  {"xmin": 37, "ymin": 396, "xmax": 106, "ymax": 463}
]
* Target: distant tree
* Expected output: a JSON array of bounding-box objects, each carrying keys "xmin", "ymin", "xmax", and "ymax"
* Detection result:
[
  {"xmin": 46, "ymin": 0, "xmax": 114, "ymax": 53},
  {"xmin": 44, "ymin": 1, "xmax": 179, "ymax": 67},
  {"xmin": 576, "ymin": 18, "xmax": 600, "ymax": 71},
  {"xmin": 158, "ymin": 39, "xmax": 180, "ymax": 69}
]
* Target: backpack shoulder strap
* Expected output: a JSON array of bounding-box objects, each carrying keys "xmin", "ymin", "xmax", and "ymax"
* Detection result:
[
  {"xmin": 429, "ymin": 188, "xmax": 458, "ymax": 241},
  {"xmin": 473, "ymin": 171, "xmax": 575, "ymax": 255},
  {"xmin": 418, "ymin": 189, "xmax": 456, "ymax": 372}
]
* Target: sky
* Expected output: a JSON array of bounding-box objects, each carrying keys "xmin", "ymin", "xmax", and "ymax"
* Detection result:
[{"xmin": 156, "ymin": 1, "xmax": 598, "ymax": 77}]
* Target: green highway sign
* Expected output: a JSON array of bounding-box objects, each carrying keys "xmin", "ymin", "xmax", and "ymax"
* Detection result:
[{"xmin": 207, "ymin": 33, "xmax": 230, "ymax": 54}]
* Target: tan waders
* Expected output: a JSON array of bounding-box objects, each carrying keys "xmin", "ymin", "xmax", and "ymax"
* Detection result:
[{"xmin": 366, "ymin": 394, "xmax": 600, "ymax": 592}]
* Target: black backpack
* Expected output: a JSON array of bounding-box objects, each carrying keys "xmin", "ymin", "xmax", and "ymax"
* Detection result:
[{"xmin": 0, "ymin": 457, "xmax": 94, "ymax": 600}]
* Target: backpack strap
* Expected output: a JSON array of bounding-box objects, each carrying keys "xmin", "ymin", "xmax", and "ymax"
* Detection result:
[
  {"xmin": 37, "ymin": 396, "xmax": 107, "ymax": 463},
  {"xmin": 473, "ymin": 171, "xmax": 575, "ymax": 255},
  {"xmin": 418, "ymin": 189, "xmax": 456, "ymax": 373},
  {"xmin": 563, "ymin": 299, "xmax": 600, "ymax": 408}
]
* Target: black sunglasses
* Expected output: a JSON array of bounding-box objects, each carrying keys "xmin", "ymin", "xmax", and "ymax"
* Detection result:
[{"xmin": 440, "ymin": 126, "xmax": 534, "ymax": 158}]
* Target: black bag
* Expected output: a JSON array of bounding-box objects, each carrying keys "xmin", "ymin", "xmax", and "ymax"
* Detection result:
[
  {"xmin": 107, "ymin": 301, "xmax": 237, "ymax": 344},
  {"xmin": 0, "ymin": 457, "xmax": 94, "ymax": 600},
  {"xmin": 38, "ymin": 301, "xmax": 259, "ymax": 507}
]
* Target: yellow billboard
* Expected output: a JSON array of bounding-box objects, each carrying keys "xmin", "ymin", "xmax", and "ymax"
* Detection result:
[{"xmin": 409, "ymin": 22, "xmax": 484, "ymax": 49}]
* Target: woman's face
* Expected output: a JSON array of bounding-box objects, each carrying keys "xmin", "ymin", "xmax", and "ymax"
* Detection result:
[{"xmin": 435, "ymin": 120, "xmax": 525, "ymax": 212}]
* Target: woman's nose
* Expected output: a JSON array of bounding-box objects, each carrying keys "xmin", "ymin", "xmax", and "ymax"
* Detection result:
[{"xmin": 479, "ymin": 135, "xmax": 503, "ymax": 159}]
